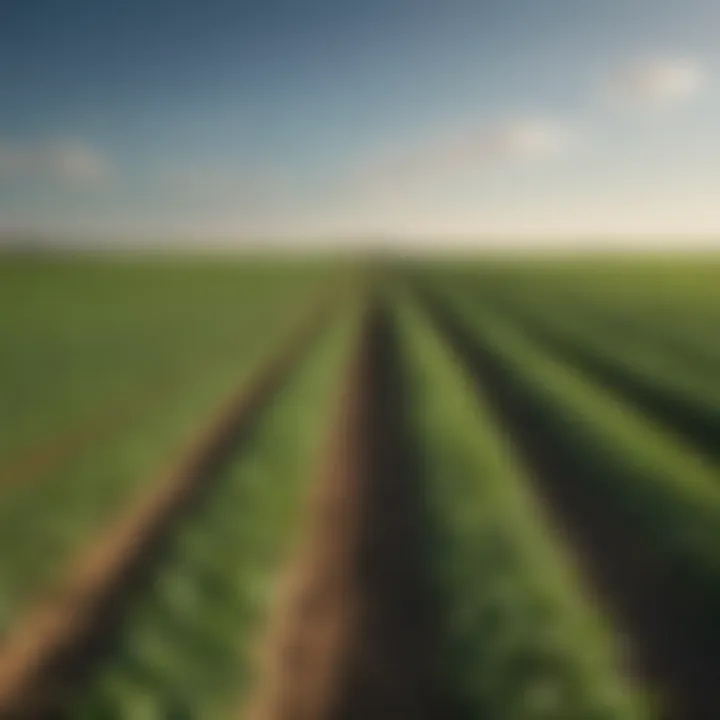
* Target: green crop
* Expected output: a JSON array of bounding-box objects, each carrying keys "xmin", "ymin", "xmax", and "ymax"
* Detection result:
[
  {"xmin": 392, "ymin": 292, "xmax": 649, "ymax": 719},
  {"xmin": 429, "ymin": 280, "xmax": 720, "ymax": 591},
  {"xmin": 69, "ymin": 299, "xmax": 361, "ymax": 718},
  {"xmin": 0, "ymin": 259, "xmax": 342, "ymax": 635}
]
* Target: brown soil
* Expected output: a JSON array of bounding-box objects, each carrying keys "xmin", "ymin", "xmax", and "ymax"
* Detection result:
[
  {"xmin": 243, "ymin": 300, "xmax": 455, "ymax": 720},
  {"xmin": 241, "ymin": 306, "xmax": 371, "ymax": 720},
  {"xmin": 421, "ymin": 289, "xmax": 720, "ymax": 720},
  {"xmin": 0, "ymin": 304, "xmax": 329, "ymax": 718},
  {"xmin": 331, "ymin": 302, "xmax": 451, "ymax": 720}
]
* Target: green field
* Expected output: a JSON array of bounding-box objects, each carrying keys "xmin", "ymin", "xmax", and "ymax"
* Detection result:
[{"xmin": 0, "ymin": 254, "xmax": 718, "ymax": 718}]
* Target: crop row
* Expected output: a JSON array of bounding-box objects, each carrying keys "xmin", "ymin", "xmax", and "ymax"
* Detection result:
[
  {"xmin": 66, "ymin": 304, "xmax": 360, "ymax": 717},
  {"xmin": 416, "ymin": 275, "xmax": 720, "ymax": 716},
  {"xmin": 425, "ymin": 278, "xmax": 720, "ymax": 588},
  {"xmin": 0, "ymin": 260, "xmax": 336, "ymax": 463},
  {"xmin": 0, "ymin": 268, "xmax": 339, "ymax": 639},
  {"xmin": 463, "ymin": 284, "xmax": 720, "ymax": 462},
  {"xmin": 1, "ymin": 259, "xmax": 717, "ymax": 718},
  {"xmin": 392, "ymin": 290, "xmax": 648, "ymax": 719}
]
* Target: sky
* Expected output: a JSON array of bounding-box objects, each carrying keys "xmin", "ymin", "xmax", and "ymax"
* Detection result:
[{"xmin": 2, "ymin": 0, "xmax": 720, "ymax": 248}]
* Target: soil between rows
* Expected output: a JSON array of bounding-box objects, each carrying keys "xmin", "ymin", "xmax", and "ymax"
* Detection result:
[
  {"xmin": 9, "ymin": 284, "xmax": 708, "ymax": 719},
  {"xmin": 0, "ymin": 303, "xmax": 329, "ymax": 718},
  {"xmin": 244, "ymin": 300, "xmax": 453, "ymax": 720},
  {"xmin": 330, "ymin": 303, "xmax": 450, "ymax": 720},
  {"xmin": 420, "ymin": 288, "xmax": 720, "ymax": 720},
  {"xmin": 0, "ymin": 296, "xmax": 455, "ymax": 720}
]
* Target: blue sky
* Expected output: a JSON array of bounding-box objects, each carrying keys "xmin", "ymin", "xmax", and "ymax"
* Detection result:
[{"xmin": 2, "ymin": 0, "xmax": 720, "ymax": 246}]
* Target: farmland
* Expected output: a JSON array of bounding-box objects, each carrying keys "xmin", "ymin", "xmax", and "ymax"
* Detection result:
[{"xmin": 0, "ymin": 254, "xmax": 718, "ymax": 718}]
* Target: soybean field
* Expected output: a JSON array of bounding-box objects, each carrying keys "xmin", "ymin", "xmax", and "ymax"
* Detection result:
[{"xmin": 0, "ymin": 254, "xmax": 718, "ymax": 719}]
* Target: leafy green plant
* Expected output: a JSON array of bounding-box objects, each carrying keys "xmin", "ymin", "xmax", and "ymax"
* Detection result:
[
  {"xmin": 69, "ymin": 301, "xmax": 360, "ymax": 718},
  {"xmin": 393, "ymin": 293, "xmax": 649, "ymax": 719}
]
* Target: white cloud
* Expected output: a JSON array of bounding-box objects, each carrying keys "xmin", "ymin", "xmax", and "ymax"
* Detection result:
[
  {"xmin": 0, "ymin": 139, "xmax": 111, "ymax": 183},
  {"xmin": 484, "ymin": 118, "xmax": 570, "ymax": 160},
  {"xmin": 610, "ymin": 56, "xmax": 707, "ymax": 108},
  {"xmin": 355, "ymin": 116, "xmax": 572, "ymax": 198},
  {"xmin": 159, "ymin": 161, "xmax": 289, "ymax": 209},
  {"xmin": 50, "ymin": 142, "xmax": 111, "ymax": 182}
]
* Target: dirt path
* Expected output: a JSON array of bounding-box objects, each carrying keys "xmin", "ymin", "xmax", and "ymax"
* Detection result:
[
  {"xmin": 421, "ymin": 289, "xmax": 720, "ymax": 720},
  {"xmin": 0, "ymin": 305, "xmax": 330, "ymax": 718},
  {"xmin": 240, "ymin": 306, "xmax": 370, "ymax": 720},
  {"xmin": 331, "ymin": 302, "xmax": 450, "ymax": 720},
  {"xmin": 0, "ymin": 290, "xmax": 548, "ymax": 718},
  {"xmin": 243, "ymin": 300, "xmax": 453, "ymax": 720}
]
